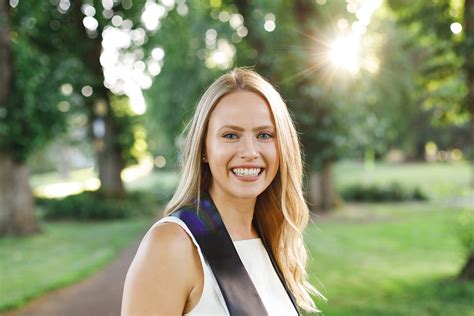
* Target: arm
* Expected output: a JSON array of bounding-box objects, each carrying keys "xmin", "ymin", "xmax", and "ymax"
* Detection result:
[{"xmin": 121, "ymin": 222, "xmax": 197, "ymax": 316}]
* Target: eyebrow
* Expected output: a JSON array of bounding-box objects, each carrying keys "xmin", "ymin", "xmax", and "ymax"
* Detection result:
[{"xmin": 217, "ymin": 125, "xmax": 275, "ymax": 132}]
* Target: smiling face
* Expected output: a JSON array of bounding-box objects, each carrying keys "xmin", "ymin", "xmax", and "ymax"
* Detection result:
[{"xmin": 204, "ymin": 90, "xmax": 279, "ymax": 201}]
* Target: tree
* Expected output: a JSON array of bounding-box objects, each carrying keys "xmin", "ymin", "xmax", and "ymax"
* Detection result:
[
  {"xmin": 145, "ymin": 0, "xmax": 421, "ymax": 211},
  {"xmin": 0, "ymin": 1, "xmax": 77, "ymax": 235},
  {"xmin": 388, "ymin": 0, "xmax": 474, "ymax": 280},
  {"xmin": 225, "ymin": 0, "xmax": 344, "ymax": 210},
  {"xmin": 0, "ymin": 0, "xmax": 37, "ymax": 236},
  {"xmin": 63, "ymin": 0, "xmax": 147, "ymax": 197},
  {"xmin": 232, "ymin": 0, "xmax": 412, "ymax": 210},
  {"xmin": 387, "ymin": 0, "xmax": 469, "ymax": 133},
  {"xmin": 460, "ymin": 0, "xmax": 474, "ymax": 281},
  {"xmin": 69, "ymin": 1, "xmax": 128, "ymax": 197},
  {"xmin": 0, "ymin": 0, "xmax": 162, "ymax": 235},
  {"xmin": 20, "ymin": 0, "xmax": 149, "ymax": 197}
]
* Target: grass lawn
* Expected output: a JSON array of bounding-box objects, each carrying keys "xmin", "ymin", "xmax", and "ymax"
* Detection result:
[
  {"xmin": 12, "ymin": 161, "xmax": 472, "ymax": 314},
  {"xmin": 29, "ymin": 168, "xmax": 97, "ymax": 189},
  {"xmin": 305, "ymin": 203, "xmax": 474, "ymax": 315},
  {"xmin": 334, "ymin": 160, "xmax": 472, "ymax": 199},
  {"xmin": 0, "ymin": 218, "xmax": 151, "ymax": 312},
  {"xmin": 125, "ymin": 170, "xmax": 179, "ymax": 194}
]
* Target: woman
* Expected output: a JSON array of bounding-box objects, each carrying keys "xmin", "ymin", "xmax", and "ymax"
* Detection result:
[{"xmin": 122, "ymin": 68, "xmax": 324, "ymax": 315}]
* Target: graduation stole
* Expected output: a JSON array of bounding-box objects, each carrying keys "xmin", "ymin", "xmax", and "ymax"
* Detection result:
[{"xmin": 170, "ymin": 192, "xmax": 300, "ymax": 316}]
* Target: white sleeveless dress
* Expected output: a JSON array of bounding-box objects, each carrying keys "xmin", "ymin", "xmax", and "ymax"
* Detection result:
[{"xmin": 155, "ymin": 216, "xmax": 299, "ymax": 316}]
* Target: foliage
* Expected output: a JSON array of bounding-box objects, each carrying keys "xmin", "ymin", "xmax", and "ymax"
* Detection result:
[
  {"xmin": 228, "ymin": 0, "xmax": 350, "ymax": 169},
  {"xmin": 340, "ymin": 182, "xmax": 427, "ymax": 202},
  {"xmin": 142, "ymin": 1, "xmax": 381, "ymax": 169},
  {"xmin": 45, "ymin": 0, "xmax": 148, "ymax": 169},
  {"xmin": 4, "ymin": 0, "xmax": 155, "ymax": 168},
  {"xmin": 339, "ymin": 12, "xmax": 420, "ymax": 159},
  {"xmin": 387, "ymin": 0, "xmax": 469, "ymax": 126},
  {"xmin": 109, "ymin": 95, "xmax": 146, "ymax": 165},
  {"xmin": 0, "ymin": 2, "xmax": 81, "ymax": 162},
  {"xmin": 37, "ymin": 190, "xmax": 160, "ymax": 221},
  {"xmin": 143, "ymin": 2, "xmax": 229, "ymax": 164}
]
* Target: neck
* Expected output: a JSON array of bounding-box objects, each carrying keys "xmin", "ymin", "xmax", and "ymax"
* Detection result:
[{"xmin": 208, "ymin": 186, "xmax": 259, "ymax": 241}]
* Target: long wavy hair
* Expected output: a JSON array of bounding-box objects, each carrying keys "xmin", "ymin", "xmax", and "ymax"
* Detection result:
[{"xmin": 163, "ymin": 68, "xmax": 325, "ymax": 312}]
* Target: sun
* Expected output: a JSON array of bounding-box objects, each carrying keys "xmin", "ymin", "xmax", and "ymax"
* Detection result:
[{"xmin": 328, "ymin": 35, "xmax": 361, "ymax": 74}]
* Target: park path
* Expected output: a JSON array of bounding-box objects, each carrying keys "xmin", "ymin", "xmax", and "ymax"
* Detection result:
[{"xmin": 2, "ymin": 239, "xmax": 142, "ymax": 316}]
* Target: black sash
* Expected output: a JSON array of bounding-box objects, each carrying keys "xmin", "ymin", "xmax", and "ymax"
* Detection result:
[{"xmin": 170, "ymin": 192, "xmax": 300, "ymax": 316}]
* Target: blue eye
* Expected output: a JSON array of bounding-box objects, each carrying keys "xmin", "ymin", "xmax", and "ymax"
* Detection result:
[
  {"xmin": 258, "ymin": 132, "xmax": 273, "ymax": 139},
  {"xmin": 223, "ymin": 133, "xmax": 238, "ymax": 139}
]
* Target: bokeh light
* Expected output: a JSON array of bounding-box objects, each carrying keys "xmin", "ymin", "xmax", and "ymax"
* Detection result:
[
  {"xmin": 450, "ymin": 22, "xmax": 462, "ymax": 34},
  {"xmin": 81, "ymin": 85, "xmax": 93, "ymax": 97},
  {"xmin": 264, "ymin": 13, "xmax": 276, "ymax": 32},
  {"xmin": 154, "ymin": 155, "xmax": 167, "ymax": 168}
]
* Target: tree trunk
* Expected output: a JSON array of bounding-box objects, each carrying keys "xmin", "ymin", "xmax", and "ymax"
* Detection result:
[
  {"xmin": 0, "ymin": 1, "xmax": 39, "ymax": 236},
  {"xmin": 307, "ymin": 170, "xmax": 321, "ymax": 211},
  {"xmin": 88, "ymin": 95, "xmax": 126, "ymax": 198},
  {"xmin": 98, "ymin": 147, "xmax": 125, "ymax": 197},
  {"xmin": 0, "ymin": 154, "xmax": 40, "ymax": 236},
  {"xmin": 307, "ymin": 161, "xmax": 337, "ymax": 211},
  {"xmin": 88, "ymin": 45, "xmax": 126, "ymax": 198},
  {"xmin": 321, "ymin": 160, "xmax": 337, "ymax": 210},
  {"xmin": 459, "ymin": 252, "xmax": 474, "ymax": 280},
  {"xmin": 293, "ymin": 0, "xmax": 338, "ymax": 211},
  {"xmin": 95, "ymin": 100, "xmax": 126, "ymax": 197},
  {"xmin": 92, "ymin": 91, "xmax": 126, "ymax": 198}
]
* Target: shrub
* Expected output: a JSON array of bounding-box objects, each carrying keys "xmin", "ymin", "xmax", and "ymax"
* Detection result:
[
  {"xmin": 457, "ymin": 212, "xmax": 474, "ymax": 255},
  {"xmin": 37, "ymin": 190, "xmax": 163, "ymax": 221},
  {"xmin": 341, "ymin": 182, "xmax": 428, "ymax": 202}
]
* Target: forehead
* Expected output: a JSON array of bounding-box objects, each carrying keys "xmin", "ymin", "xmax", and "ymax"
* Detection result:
[{"xmin": 208, "ymin": 91, "xmax": 275, "ymax": 128}]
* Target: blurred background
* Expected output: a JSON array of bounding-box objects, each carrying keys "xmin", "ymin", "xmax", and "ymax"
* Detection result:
[{"xmin": 0, "ymin": 0, "xmax": 473, "ymax": 315}]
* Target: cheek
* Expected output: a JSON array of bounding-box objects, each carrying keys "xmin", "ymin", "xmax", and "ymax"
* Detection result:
[{"xmin": 206, "ymin": 142, "xmax": 233, "ymax": 168}]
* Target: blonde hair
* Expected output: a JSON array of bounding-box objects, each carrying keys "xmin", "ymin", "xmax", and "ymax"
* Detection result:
[{"xmin": 164, "ymin": 68, "xmax": 325, "ymax": 312}]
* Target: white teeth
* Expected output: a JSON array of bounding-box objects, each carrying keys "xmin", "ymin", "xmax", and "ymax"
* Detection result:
[{"xmin": 232, "ymin": 168, "xmax": 261, "ymax": 177}]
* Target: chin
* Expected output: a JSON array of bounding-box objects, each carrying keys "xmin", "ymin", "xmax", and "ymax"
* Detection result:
[{"xmin": 229, "ymin": 186, "xmax": 266, "ymax": 200}]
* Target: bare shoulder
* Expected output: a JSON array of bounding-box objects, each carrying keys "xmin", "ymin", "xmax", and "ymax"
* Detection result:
[
  {"xmin": 147, "ymin": 221, "xmax": 195, "ymax": 251},
  {"xmin": 121, "ymin": 221, "xmax": 198, "ymax": 315}
]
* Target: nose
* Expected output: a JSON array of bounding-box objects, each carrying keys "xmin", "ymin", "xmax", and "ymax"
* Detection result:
[{"xmin": 239, "ymin": 137, "xmax": 259, "ymax": 160}]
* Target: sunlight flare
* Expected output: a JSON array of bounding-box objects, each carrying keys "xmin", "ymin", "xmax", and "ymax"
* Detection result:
[{"xmin": 328, "ymin": 35, "xmax": 361, "ymax": 73}]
